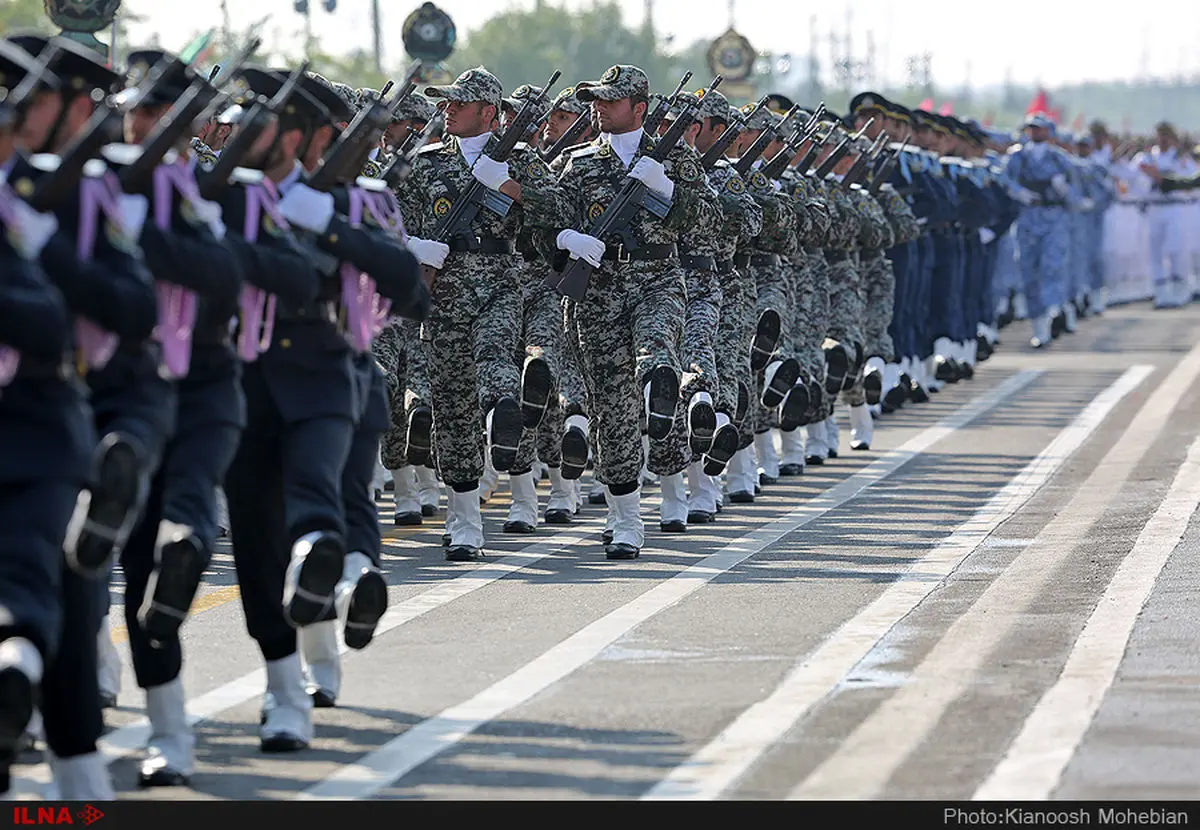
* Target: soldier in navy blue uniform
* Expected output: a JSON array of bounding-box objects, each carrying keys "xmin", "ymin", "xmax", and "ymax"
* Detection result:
[
  {"xmin": 282, "ymin": 73, "xmax": 429, "ymax": 709},
  {"xmin": 0, "ymin": 42, "xmax": 95, "ymax": 799},
  {"xmin": 103, "ymin": 48, "xmax": 247, "ymax": 788},
  {"xmin": 5, "ymin": 31, "xmax": 160, "ymax": 799}
]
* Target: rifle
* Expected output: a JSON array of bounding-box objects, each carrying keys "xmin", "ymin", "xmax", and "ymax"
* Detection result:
[
  {"xmin": 760, "ymin": 102, "xmax": 828, "ymax": 180},
  {"xmin": 811, "ymin": 118, "xmax": 873, "ymax": 180},
  {"xmin": 540, "ymin": 108, "xmax": 592, "ymax": 164},
  {"xmin": 379, "ymin": 111, "xmax": 442, "ymax": 188},
  {"xmin": 699, "ymin": 95, "xmax": 765, "ymax": 170},
  {"xmin": 25, "ymin": 55, "xmax": 180, "ymax": 212},
  {"xmin": 306, "ymin": 73, "xmax": 411, "ymax": 192},
  {"xmin": 196, "ymin": 62, "xmax": 310, "ymax": 202},
  {"xmin": 641, "ymin": 71, "xmax": 692, "ymax": 138},
  {"xmin": 733, "ymin": 103, "xmax": 801, "ymax": 177},
  {"xmin": 117, "ymin": 37, "xmax": 262, "ymax": 195},
  {"xmin": 5, "ymin": 42, "xmax": 63, "ymax": 115},
  {"xmin": 544, "ymin": 76, "xmax": 723, "ymax": 302},
  {"xmin": 867, "ymin": 131, "xmax": 910, "ymax": 196},
  {"xmin": 418, "ymin": 68, "xmax": 561, "ymax": 285},
  {"xmin": 841, "ymin": 130, "xmax": 887, "ymax": 189}
]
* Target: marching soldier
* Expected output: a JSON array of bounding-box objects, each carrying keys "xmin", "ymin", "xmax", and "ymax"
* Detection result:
[
  {"xmin": 107, "ymin": 47, "xmax": 245, "ymax": 787},
  {"xmin": 396, "ymin": 67, "xmax": 563, "ymax": 561},
  {"xmin": 7, "ymin": 30, "xmax": 163, "ymax": 799},
  {"xmin": 548, "ymin": 64, "xmax": 710, "ymax": 558}
]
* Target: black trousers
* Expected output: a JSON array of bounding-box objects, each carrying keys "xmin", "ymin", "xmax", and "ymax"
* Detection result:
[
  {"xmin": 121, "ymin": 368, "xmax": 244, "ymax": 690},
  {"xmin": 0, "ymin": 482, "xmax": 72, "ymax": 660},
  {"xmin": 343, "ymin": 359, "xmax": 389, "ymax": 566},
  {"xmin": 225, "ymin": 362, "xmax": 354, "ymax": 661}
]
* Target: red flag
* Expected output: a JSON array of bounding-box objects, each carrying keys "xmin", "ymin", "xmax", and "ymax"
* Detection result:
[
  {"xmin": 939, "ymin": 101, "xmax": 954, "ymax": 115},
  {"xmin": 1026, "ymin": 89, "xmax": 1049, "ymax": 116},
  {"xmin": 1071, "ymin": 112, "xmax": 1085, "ymax": 131},
  {"xmin": 918, "ymin": 97, "xmax": 934, "ymax": 111}
]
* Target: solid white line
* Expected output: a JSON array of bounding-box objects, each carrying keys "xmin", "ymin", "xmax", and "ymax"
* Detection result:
[
  {"xmin": 642, "ymin": 365, "xmax": 1151, "ymax": 801},
  {"xmin": 787, "ymin": 351, "xmax": 1197, "ymax": 799},
  {"xmin": 295, "ymin": 371, "xmax": 1042, "ymax": 800},
  {"xmin": 973, "ymin": 436, "xmax": 1200, "ymax": 800}
]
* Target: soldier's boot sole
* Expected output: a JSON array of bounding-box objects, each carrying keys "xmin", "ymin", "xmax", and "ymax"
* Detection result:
[
  {"xmin": 68, "ymin": 434, "xmax": 144, "ymax": 575},
  {"xmin": 560, "ymin": 426, "xmax": 589, "ymax": 480},
  {"xmin": 520, "ymin": 357, "xmax": 554, "ymax": 429},
  {"xmin": 734, "ymin": 381, "xmax": 751, "ymax": 426},
  {"xmin": 489, "ymin": 397, "xmax": 524, "ymax": 472},
  {"xmin": 405, "ymin": 406, "xmax": 433, "ymax": 467},
  {"xmin": 750, "ymin": 310, "xmax": 781, "ymax": 372},
  {"xmin": 863, "ymin": 371, "xmax": 883, "ymax": 405},
  {"xmin": 344, "ymin": 569, "xmax": 388, "ymax": 650},
  {"xmin": 688, "ymin": 399, "xmax": 717, "ymax": 456},
  {"xmin": 283, "ymin": 535, "xmax": 345, "ymax": 628},
  {"xmin": 779, "ymin": 383, "xmax": 811, "ymax": 432},
  {"xmin": 645, "ymin": 366, "xmax": 679, "ymax": 441},
  {"xmin": 702, "ymin": 424, "xmax": 741, "ymax": 476},
  {"xmin": 139, "ymin": 535, "xmax": 210, "ymax": 648},
  {"xmin": 823, "ymin": 346, "xmax": 850, "ymax": 395},
  {"xmin": 761, "ymin": 358, "xmax": 800, "ymax": 408}
]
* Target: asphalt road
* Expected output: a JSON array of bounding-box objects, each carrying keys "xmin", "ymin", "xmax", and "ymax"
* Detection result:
[{"xmin": 11, "ymin": 300, "xmax": 1200, "ymax": 801}]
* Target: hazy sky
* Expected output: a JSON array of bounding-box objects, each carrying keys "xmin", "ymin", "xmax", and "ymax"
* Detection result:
[{"xmin": 116, "ymin": 0, "xmax": 1200, "ymax": 88}]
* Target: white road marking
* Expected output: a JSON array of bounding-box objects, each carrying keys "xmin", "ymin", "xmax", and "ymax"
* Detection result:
[
  {"xmin": 787, "ymin": 349, "xmax": 1198, "ymax": 799},
  {"xmin": 295, "ymin": 371, "xmax": 1041, "ymax": 800},
  {"xmin": 642, "ymin": 365, "xmax": 1150, "ymax": 801},
  {"xmin": 973, "ymin": 436, "xmax": 1200, "ymax": 800}
]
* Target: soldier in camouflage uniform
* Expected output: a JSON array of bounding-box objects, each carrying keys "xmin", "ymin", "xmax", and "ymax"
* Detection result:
[
  {"xmin": 546, "ymin": 64, "xmax": 711, "ymax": 560},
  {"xmin": 723, "ymin": 106, "xmax": 802, "ymax": 502},
  {"xmin": 678, "ymin": 96, "xmax": 763, "ymax": 524},
  {"xmin": 370, "ymin": 93, "xmax": 443, "ymax": 524},
  {"xmin": 643, "ymin": 89, "xmax": 726, "ymax": 532},
  {"xmin": 396, "ymin": 67, "xmax": 564, "ymax": 562}
]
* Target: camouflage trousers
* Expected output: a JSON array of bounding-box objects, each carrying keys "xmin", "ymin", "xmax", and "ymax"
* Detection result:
[
  {"xmin": 791, "ymin": 250, "xmax": 831, "ymax": 387},
  {"xmin": 571, "ymin": 258, "xmax": 685, "ymax": 488},
  {"xmin": 647, "ymin": 265, "xmax": 722, "ymax": 477},
  {"xmin": 422, "ymin": 253, "xmax": 522, "ymax": 486},
  {"xmin": 861, "ymin": 251, "xmax": 897, "ymax": 363},
  {"xmin": 751, "ymin": 260, "xmax": 791, "ymax": 436},
  {"xmin": 512, "ymin": 267, "xmax": 565, "ymax": 474},
  {"xmin": 558, "ymin": 315, "xmax": 588, "ymax": 419},
  {"xmin": 826, "ymin": 255, "xmax": 867, "ymax": 411},
  {"xmin": 374, "ymin": 318, "xmax": 432, "ymax": 470},
  {"xmin": 716, "ymin": 263, "xmax": 754, "ymax": 437}
]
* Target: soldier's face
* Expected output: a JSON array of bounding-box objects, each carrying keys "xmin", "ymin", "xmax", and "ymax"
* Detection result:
[
  {"xmin": 856, "ymin": 113, "xmax": 881, "ymax": 139},
  {"xmin": 245, "ymin": 118, "xmax": 279, "ymax": 168},
  {"xmin": 694, "ymin": 117, "xmax": 725, "ymax": 153},
  {"xmin": 303, "ymin": 124, "xmax": 335, "ymax": 171},
  {"xmin": 543, "ymin": 109, "xmax": 576, "ymax": 145},
  {"xmin": 591, "ymin": 98, "xmax": 640, "ymax": 134},
  {"xmin": 126, "ymin": 103, "xmax": 171, "ymax": 145},
  {"xmin": 384, "ymin": 120, "xmax": 412, "ymax": 150},
  {"xmin": 16, "ymin": 90, "xmax": 61, "ymax": 151},
  {"xmin": 444, "ymin": 100, "xmax": 494, "ymax": 138},
  {"xmin": 733, "ymin": 128, "xmax": 761, "ymax": 157},
  {"xmin": 1027, "ymin": 125, "xmax": 1050, "ymax": 143}
]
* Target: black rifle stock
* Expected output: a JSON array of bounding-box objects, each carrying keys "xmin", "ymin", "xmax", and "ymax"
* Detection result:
[
  {"xmin": 306, "ymin": 74, "xmax": 408, "ymax": 192},
  {"xmin": 196, "ymin": 61, "xmax": 310, "ymax": 202},
  {"xmin": 811, "ymin": 118, "xmax": 873, "ymax": 180},
  {"xmin": 545, "ymin": 76, "xmax": 723, "ymax": 301},
  {"xmin": 699, "ymin": 95, "xmax": 766, "ymax": 170},
  {"xmin": 380, "ymin": 113, "xmax": 442, "ymax": 187},
  {"xmin": 841, "ymin": 130, "xmax": 887, "ymax": 189},
  {"xmin": 733, "ymin": 103, "xmax": 801, "ymax": 177},
  {"xmin": 641, "ymin": 71, "xmax": 692, "ymax": 138},
  {"xmin": 26, "ymin": 56, "xmax": 180, "ymax": 212},
  {"xmin": 760, "ymin": 102, "xmax": 827, "ymax": 180},
  {"xmin": 867, "ymin": 131, "xmax": 910, "ymax": 196},
  {"xmin": 418, "ymin": 70, "xmax": 561, "ymax": 286}
]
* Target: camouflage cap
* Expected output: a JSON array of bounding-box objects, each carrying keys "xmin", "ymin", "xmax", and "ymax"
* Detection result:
[
  {"xmin": 575, "ymin": 64, "xmax": 649, "ymax": 102},
  {"xmin": 501, "ymin": 83, "xmax": 543, "ymax": 113},
  {"xmin": 389, "ymin": 92, "xmax": 436, "ymax": 123},
  {"xmin": 424, "ymin": 66, "xmax": 502, "ymax": 110},
  {"xmin": 300, "ymin": 71, "xmax": 356, "ymax": 122},
  {"xmin": 549, "ymin": 85, "xmax": 588, "ymax": 115},
  {"xmin": 665, "ymin": 87, "xmax": 730, "ymax": 123},
  {"xmin": 740, "ymin": 101, "xmax": 782, "ymax": 132}
]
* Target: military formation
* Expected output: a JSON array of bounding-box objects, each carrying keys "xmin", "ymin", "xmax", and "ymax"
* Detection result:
[{"xmin": 0, "ymin": 29, "xmax": 1161, "ymax": 799}]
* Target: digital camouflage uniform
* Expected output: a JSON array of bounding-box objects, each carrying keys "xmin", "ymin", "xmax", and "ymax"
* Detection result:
[
  {"xmin": 869, "ymin": 182, "xmax": 921, "ymax": 362},
  {"xmin": 548, "ymin": 65, "xmax": 711, "ymax": 489},
  {"xmin": 821, "ymin": 172, "xmax": 866, "ymax": 419},
  {"xmin": 397, "ymin": 68, "xmax": 565, "ymax": 487},
  {"xmin": 783, "ymin": 166, "xmax": 833, "ymax": 425},
  {"xmin": 842, "ymin": 183, "xmax": 895, "ymax": 407},
  {"xmin": 707, "ymin": 109, "xmax": 764, "ymax": 428},
  {"xmin": 646, "ymin": 92, "xmax": 724, "ymax": 479}
]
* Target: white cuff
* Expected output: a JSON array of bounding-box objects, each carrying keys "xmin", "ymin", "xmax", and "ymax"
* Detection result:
[
  {"xmin": 119, "ymin": 193, "xmax": 149, "ymax": 237},
  {"xmin": 279, "ymin": 183, "xmax": 336, "ymax": 234}
]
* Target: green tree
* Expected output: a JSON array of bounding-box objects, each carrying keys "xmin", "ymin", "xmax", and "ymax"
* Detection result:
[{"xmin": 0, "ymin": 0, "xmax": 54, "ymax": 34}]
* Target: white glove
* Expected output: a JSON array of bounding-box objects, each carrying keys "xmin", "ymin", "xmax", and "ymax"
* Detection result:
[
  {"xmin": 118, "ymin": 193, "xmax": 149, "ymax": 237},
  {"xmin": 278, "ymin": 182, "xmax": 335, "ymax": 234},
  {"xmin": 1051, "ymin": 174, "xmax": 1069, "ymax": 196},
  {"xmin": 407, "ymin": 236, "xmax": 449, "ymax": 269},
  {"xmin": 1079, "ymin": 197, "xmax": 1095, "ymax": 211},
  {"xmin": 9, "ymin": 198, "xmax": 59, "ymax": 257},
  {"xmin": 188, "ymin": 196, "xmax": 226, "ymax": 239},
  {"xmin": 471, "ymin": 154, "xmax": 511, "ymax": 191},
  {"xmin": 628, "ymin": 157, "xmax": 675, "ymax": 199},
  {"xmin": 556, "ymin": 229, "xmax": 605, "ymax": 268},
  {"xmin": 979, "ymin": 227, "xmax": 996, "ymax": 245},
  {"xmin": 1013, "ymin": 188, "xmax": 1037, "ymax": 206}
]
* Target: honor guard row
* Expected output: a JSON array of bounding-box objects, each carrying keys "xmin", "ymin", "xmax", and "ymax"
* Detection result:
[{"xmin": 0, "ymin": 32, "xmax": 1142, "ymax": 799}]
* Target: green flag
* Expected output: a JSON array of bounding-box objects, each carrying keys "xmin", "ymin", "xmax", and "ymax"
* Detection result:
[{"xmin": 179, "ymin": 29, "xmax": 215, "ymax": 65}]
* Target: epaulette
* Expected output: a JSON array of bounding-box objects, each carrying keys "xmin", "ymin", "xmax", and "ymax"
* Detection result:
[
  {"xmin": 556, "ymin": 141, "xmax": 592, "ymax": 157},
  {"xmin": 230, "ymin": 167, "xmax": 265, "ymax": 185},
  {"xmin": 568, "ymin": 145, "xmax": 602, "ymax": 160},
  {"xmin": 355, "ymin": 175, "xmax": 388, "ymax": 193},
  {"xmin": 417, "ymin": 142, "xmax": 445, "ymax": 155}
]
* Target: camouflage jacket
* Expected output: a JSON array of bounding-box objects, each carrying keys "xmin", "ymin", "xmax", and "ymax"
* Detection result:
[
  {"xmin": 396, "ymin": 134, "xmax": 563, "ymax": 242},
  {"xmin": 676, "ymin": 144, "xmax": 724, "ymax": 258},
  {"xmin": 848, "ymin": 185, "xmax": 894, "ymax": 252},
  {"xmin": 707, "ymin": 159, "xmax": 763, "ymax": 264},
  {"xmin": 813, "ymin": 175, "xmax": 857, "ymax": 251},
  {"xmin": 782, "ymin": 168, "xmax": 832, "ymax": 249},
  {"xmin": 874, "ymin": 183, "xmax": 922, "ymax": 247},
  {"xmin": 741, "ymin": 166, "xmax": 796, "ymax": 257},
  {"xmin": 550, "ymin": 131, "xmax": 712, "ymax": 251}
]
